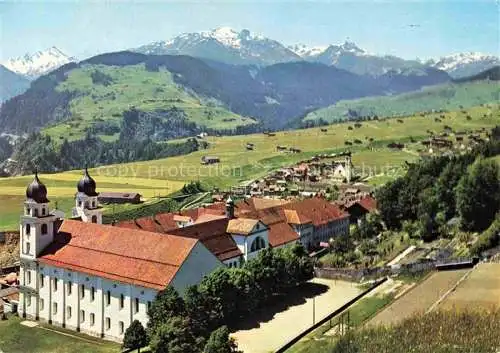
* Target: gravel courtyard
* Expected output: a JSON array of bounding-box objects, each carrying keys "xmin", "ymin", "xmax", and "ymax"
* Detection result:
[{"xmin": 231, "ymin": 278, "xmax": 362, "ymax": 353}]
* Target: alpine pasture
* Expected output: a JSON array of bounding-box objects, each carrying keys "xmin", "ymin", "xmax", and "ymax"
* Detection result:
[{"xmin": 0, "ymin": 104, "xmax": 497, "ymax": 231}]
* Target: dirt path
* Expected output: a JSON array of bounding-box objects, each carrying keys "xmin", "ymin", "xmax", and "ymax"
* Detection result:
[
  {"xmin": 367, "ymin": 269, "xmax": 468, "ymax": 327},
  {"xmin": 231, "ymin": 278, "xmax": 362, "ymax": 353}
]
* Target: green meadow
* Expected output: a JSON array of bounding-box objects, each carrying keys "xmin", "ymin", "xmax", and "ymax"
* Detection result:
[
  {"xmin": 305, "ymin": 81, "xmax": 499, "ymax": 123},
  {"xmin": 43, "ymin": 64, "xmax": 256, "ymax": 142},
  {"xmin": 0, "ymin": 104, "xmax": 497, "ymax": 231}
]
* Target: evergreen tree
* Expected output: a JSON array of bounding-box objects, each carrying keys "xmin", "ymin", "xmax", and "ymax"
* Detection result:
[
  {"xmin": 150, "ymin": 317, "xmax": 198, "ymax": 353},
  {"xmin": 147, "ymin": 287, "xmax": 186, "ymax": 338},
  {"xmin": 203, "ymin": 326, "xmax": 241, "ymax": 353},
  {"xmin": 123, "ymin": 320, "xmax": 148, "ymax": 352},
  {"xmin": 456, "ymin": 158, "xmax": 500, "ymax": 231}
]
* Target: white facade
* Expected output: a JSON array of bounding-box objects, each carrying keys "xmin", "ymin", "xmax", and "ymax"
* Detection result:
[
  {"xmin": 229, "ymin": 221, "xmax": 269, "ymax": 262},
  {"xmin": 18, "ymin": 173, "xmax": 223, "ymax": 342},
  {"xmin": 19, "ymin": 263, "xmax": 156, "ymax": 341}
]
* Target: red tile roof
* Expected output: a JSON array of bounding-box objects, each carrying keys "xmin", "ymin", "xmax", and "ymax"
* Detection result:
[
  {"xmin": 168, "ymin": 219, "xmax": 242, "ymax": 261},
  {"xmin": 38, "ymin": 220, "xmax": 198, "ymax": 290},
  {"xmin": 357, "ymin": 196, "xmax": 377, "ymax": 213},
  {"xmin": 283, "ymin": 197, "xmax": 349, "ymax": 227}
]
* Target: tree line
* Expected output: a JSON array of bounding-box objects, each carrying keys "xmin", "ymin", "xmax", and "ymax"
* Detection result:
[
  {"xmin": 9, "ymin": 132, "xmax": 205, "ymax": 175},
  {"xmin": 124, "ymin": 244, "xmax": 314, "ymax": 353},
  {"xmin": 376, "ymin": 126, "xmax": 500, "ymax": 245}
]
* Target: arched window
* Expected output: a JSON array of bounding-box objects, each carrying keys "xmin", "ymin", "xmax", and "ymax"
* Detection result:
[
  {"xmin": 41, "ymin": 224, "xmax": 48, "ymax": 235},
  {"xmin": 91, "ymin": 215, "xmax": 97, "ymax": 223},
  {"xmin": 26, "ymin": 224, "xmax": 31, "ymax": 235},
  {"xmin": 34, "ymin": 209, "xmax": 39, "ymax": 217},
  {"xmin": 250, "ymin": 236, "xmax": 266, "ymax": 252},
  {"xmin": 25, "ymin": 207, "xmax": 30, "ymax": 216},
  {"xmin": 42, "ymin": 208, "xmax": 46, "ymax": 216}
]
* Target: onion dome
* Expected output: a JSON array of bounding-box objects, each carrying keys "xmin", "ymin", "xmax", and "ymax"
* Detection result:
[
  {"xmin": 26, "ymin": 171, "xmax": 49, "ymax": 203},
  {"xmin": 77, "ymin": 168, "xmax": 98, "ymax": 196}
]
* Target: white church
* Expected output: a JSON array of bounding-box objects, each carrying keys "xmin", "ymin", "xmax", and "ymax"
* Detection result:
[
  {"xmin": 17, "ymin": 169, "xmax": 349, "ymax": 342},
  {"xmin": 18, "ymin": 170, "xmax": 223, "ymax": 341}
]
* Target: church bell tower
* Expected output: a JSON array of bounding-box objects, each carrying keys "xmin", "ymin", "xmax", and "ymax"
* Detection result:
[{"xmin": 73, "ymin": 168, "xmax": 102, "ymax": 224}]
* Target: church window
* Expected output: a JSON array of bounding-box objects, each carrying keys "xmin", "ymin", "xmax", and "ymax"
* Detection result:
[
  {"xmin": 106, "ymin": 317, "xmax": 111, "ymax": 330},
  {"xmin": 68, "ymin": 282, "xmax": 72, "ymax": 295},
  {"xmin": 25, "ymin": 224, "xmax": 31, "ymax": 235},
  {"xmin": 80, "ymin": 310, "xmax": 85, "ymax": 323},
  {"xmin": 25, "ymin": 207, "xmax": 29, "ymax": 215},
  {"xmin": 78, "ymin": 201, "xmax": 82, "ymax": 207},
  {"xmin": 42, "ymin": 208, "xmax": 46, "ymax": 216},
  {"xmin": 250, "ymin": 236, "xmax": 266, "ymax": 252},
  {"xmin": 27, "ymin": 295, "xmax": 31, "ymax": 307},
  {"xmin": 119, "ymin": 321, "xmax": 124, "ymax": 334},
  {"xmin": 53, "ymin": 278, "xmax": 58, "ymax": 292},
  {"xmin": 91, "ymin": 215, "xmax": 97, "ymax": 223},
  {"xmin": 67, "ymin": 306, "xmax": 72, "ymax": 319},
  {"xmin": 90, "ymin": 313, "xmax": 95, "ymax": 326},
  {"xmin": 135, "ymin": 298, "xmax": 139, "ymax": 313},
  {"xmin": 40, "ymin": 274, "xmax": 44, "ymax": 288},
  {"xmin": 34, "ymin": 209, "xmax": 38, "ymax": 217},
  {"xmin": 106, "ymin": 291, "xmax": 111, "ymax": 305},
  {"xmin": 91, "ymin": 287, "xmax": 95, "ymax": 301},
  {"xmin": 80, "ymin": 284, "xmax": 85, "ymax": 299},
  {"xmin": 40, "ymin": 298, "xmax": 44, "ymax": 311},
  {"xmin": 120, "ymin": 294, "xmax": 124, "ymax": 309},
  {"xmin": 41, "ymin": 224, "xmax": 48, "ymax": 235},
  {"xmin": 25, "ymin": 242, "xmax": 30, "ymax": 255},
  {"xmin": 53, "ymin": 302, "xmax": 58, "ymax": 315},
  {"xmin": 26, "ymin": 271, "xmax": 31, "ymax": 284}
]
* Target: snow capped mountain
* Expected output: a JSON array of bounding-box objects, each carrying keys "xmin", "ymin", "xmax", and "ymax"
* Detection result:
[
  {"xmin": 288, "ymin": 43, "xmax": 328, "ymax": 57},
  {"xmin": 427, "ymin": 52, "xmax": 500, "ymax": 78},
  {"xmin": 3, "ymin": 47, "xmax": 76, "ymax": 79},
  {"xmin": 134, "ymin": 27, "xmax": 300, "ymax": 65}
]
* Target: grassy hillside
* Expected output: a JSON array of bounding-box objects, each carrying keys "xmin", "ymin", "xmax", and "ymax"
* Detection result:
[
  {"xmin": 0, "ymin": 104, "xmax": 497, "ymax": 231},
  {"xmin": 43, "ymin": 64, "xmax": 255, "ymax": 142},
  {"xmin": 288, "ymin": 309, "xmax": 500, "ymax": 353},
  {"xmin": 305, "ymin": 81, "xmax": 499, "ymax": 123}
]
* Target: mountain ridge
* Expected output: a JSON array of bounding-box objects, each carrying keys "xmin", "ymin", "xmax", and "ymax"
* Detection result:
[
  {"xmin": 0, "ymin": 51, "xmax": 451, "ymax": 137},
  {"xmin": 133, "ymin": 26, "xmax": 499, "ymax": 78},
  {"xmin": 3, "ymin": 46, "xmax": 76, "ymax": 79}
]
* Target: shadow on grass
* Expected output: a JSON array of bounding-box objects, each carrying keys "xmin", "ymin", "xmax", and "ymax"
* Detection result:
[{"xmin": 230, "ymin": 282, "xmax": 329, "ymax": 331}]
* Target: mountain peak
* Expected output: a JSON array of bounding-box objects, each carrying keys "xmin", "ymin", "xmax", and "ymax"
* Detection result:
[{"xmin": 3, "ymin": 47, "xmax": 75, "ymax": 79}]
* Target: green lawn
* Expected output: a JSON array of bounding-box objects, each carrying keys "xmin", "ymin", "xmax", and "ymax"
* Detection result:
[{"xmin": 0, "ymin": 316, "xmax": 120, "ymax": 353}]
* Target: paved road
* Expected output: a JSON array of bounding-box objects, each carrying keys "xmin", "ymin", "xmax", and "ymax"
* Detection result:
[{"xmin": 231, "ymin": 278, "xmax": 362, "ymax": 353}]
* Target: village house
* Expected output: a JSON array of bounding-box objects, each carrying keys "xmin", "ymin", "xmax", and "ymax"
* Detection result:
[{"xmin": 344, "ymin": 195, "xmax": 378, "ymax": 224}]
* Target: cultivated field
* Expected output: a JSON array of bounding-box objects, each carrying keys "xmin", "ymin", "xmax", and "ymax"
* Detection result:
[
  {"xmin": 367, "ymin": 269, "xmax": 469, "ymax": 326},
  {"xmin": 439, "ymin": 263, "xmax": 500, "ymax": 310},
  {"xmin": 231, "ymin": 278, "xmax": 362, "ymax": 353},
  {"xmin": 0, "ymin": 104, "xmax": 497, "ymax": 230}
]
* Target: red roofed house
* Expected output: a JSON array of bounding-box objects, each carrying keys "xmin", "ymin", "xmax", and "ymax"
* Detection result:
[
  {"xmin": 18, "ymin": 171, "xmax": 222, "ymax": 342},
  {"xmin": 345, "ymin": 195, "xmax": 378, "ymax": 224}
]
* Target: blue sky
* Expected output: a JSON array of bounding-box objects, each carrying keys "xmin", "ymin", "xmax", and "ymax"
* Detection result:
[{"xmin": 0, "ymin": 0, "xmax": 498, "ymax": 61}]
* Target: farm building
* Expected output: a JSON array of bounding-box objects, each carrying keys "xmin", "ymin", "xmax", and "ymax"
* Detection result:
[
  {"xmin": 201, "ymin": 156, "xmax": 220, "ymax": 164},
  {"xmin": 98, "ymin": 192, "xmax": 142, "ymax": 204}
]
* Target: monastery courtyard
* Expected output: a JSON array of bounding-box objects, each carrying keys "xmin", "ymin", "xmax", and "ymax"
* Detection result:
[{"xmin": 231, "ymin": 278, "xmax": 362, "ymax": 353}]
